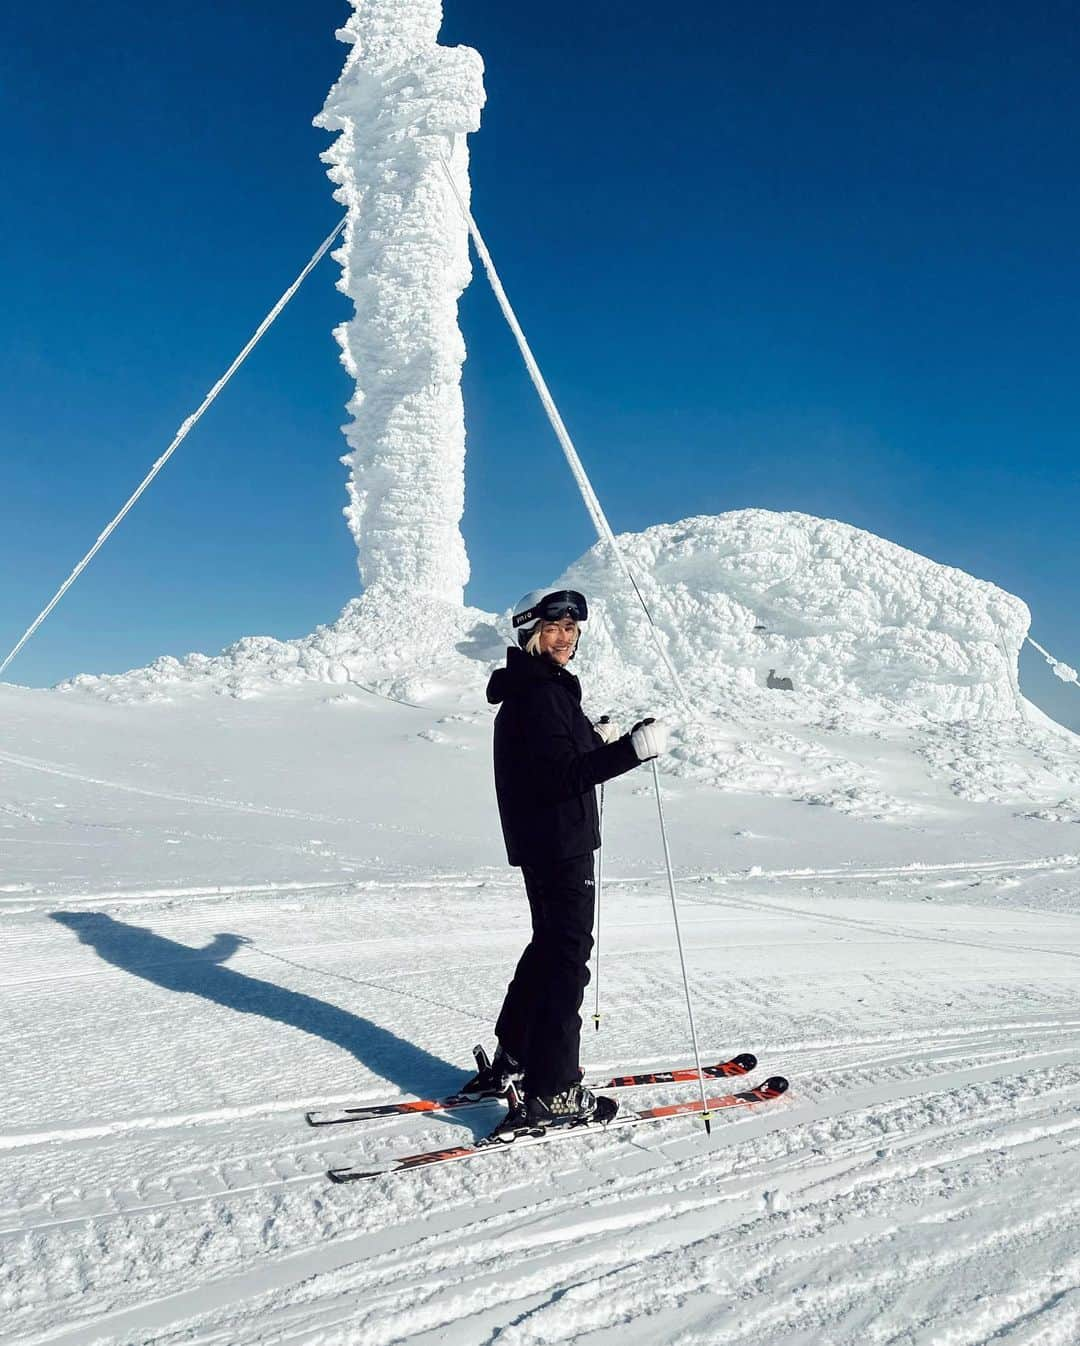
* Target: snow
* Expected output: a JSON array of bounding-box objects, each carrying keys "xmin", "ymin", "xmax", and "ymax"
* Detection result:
[
  {"xmin": 5, "ymin": 661, "xmax": 1080, "ymax": 1344},
  {"xmin": 314, "ymin": 0, "xmax": 485, "ymax": 605},
  {"xmin": 59, "ymin": 509, "xmax": 1080, "ymax": 820},
  {"xmin": 566, "ymin": 509, "xmax": 1029, "ymax": 720},
  {"xmin": 6, "ymin": 501, "xmax": 1080, "ymax": 1342},
  {"xmin": 8, "ymin": 480, "xmax": 1080, "ymax": 1343}
]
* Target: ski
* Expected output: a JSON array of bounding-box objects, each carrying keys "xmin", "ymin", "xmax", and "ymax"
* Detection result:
[
  {"xmin": 326, "ymin": 1076, "xmax": 789, "ymax": 1183},
  {"xmin": 307, "ymin": 1051, "xmax": 758, "ymax": 1127}
]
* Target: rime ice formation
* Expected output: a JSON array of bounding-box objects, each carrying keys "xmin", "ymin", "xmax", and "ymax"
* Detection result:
[
  {"xmin": 60, "ymin": 508, "xmax": 1080, "ymax": 815},
  {"xmin": 315, "ymin": 1, "xmax": 485, "ymax": 606},
  {"xmin": 554, "ymin": 511, "xmax": 1073, "ymax": 814},
  {"xmin": 563, "ymin": 510, "xmax": 1031, "ymax": 722}
]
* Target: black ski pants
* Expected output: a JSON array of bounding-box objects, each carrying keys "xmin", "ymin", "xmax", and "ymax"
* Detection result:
[{"xmin": 494, "ymin": 852, "xmax": 595, "ymax": 1097}]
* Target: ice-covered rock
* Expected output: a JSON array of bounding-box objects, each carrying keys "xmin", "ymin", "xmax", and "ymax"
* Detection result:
[
  {"xmin": 315, "ymin": 0, "xmax": 485, "ymax": 604},
  {"xmin": 565, "ymin": 509, "xmax": 1031, "ymax": 723},
  {"xmin": 551, "ymin": 511, "xmax": 1080, "ymax": 813}
]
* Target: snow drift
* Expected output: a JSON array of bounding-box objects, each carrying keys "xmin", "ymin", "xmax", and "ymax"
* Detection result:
[{"xmin": 58, "ymin": 509, "xmax": 1080, "ymax": 814}]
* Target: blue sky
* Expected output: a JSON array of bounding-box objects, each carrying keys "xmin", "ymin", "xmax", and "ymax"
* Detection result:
[{"xmin": 2, "ymin": 1, "xmax": 1078, "ymax": 727}]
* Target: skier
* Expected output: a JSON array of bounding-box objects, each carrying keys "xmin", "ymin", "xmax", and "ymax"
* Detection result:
[{"xmin": 466, "ymin": 587, "xmax": 670, "ymax": 1131}]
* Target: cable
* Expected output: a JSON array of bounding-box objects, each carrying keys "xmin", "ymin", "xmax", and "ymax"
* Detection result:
[
  {"xmin": 0, "ymin": 216, "xmax": 348, "ymax": 681},
  {"xmin": 437, "ymin": 153, "xmax": 694, "ymax": 715},
  {"xmin": 1026, "ymin": 636, "xmax": 1080, "ymax": 689}
]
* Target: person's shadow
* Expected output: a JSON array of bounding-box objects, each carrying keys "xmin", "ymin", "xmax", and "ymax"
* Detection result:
[{"xmin": 51, "ymin": 911, "xmax": 462, "ymax": 1100}]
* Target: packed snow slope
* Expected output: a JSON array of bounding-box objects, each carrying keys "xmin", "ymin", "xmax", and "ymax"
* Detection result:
[
  {"xmin": 4, "ymin": 673, "xmax": 1080, "ymax": 1343},
  {"xmin": 5, "ymin": 510, "xmax": 1080, "ymax": 1344}
]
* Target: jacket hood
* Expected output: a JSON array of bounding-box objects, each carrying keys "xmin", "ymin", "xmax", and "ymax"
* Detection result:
[{"xmin": 486, "ymin": 645, "xmax": 581, "ymax": 706}]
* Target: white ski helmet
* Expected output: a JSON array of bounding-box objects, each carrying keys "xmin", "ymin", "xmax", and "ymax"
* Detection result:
[{"xmin": 511, "ymin": 589, "xmax": 589, "ymax": 650}]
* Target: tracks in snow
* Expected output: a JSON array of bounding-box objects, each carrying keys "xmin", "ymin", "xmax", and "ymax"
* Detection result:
[
  {"xmin": 4, "ymin": 835, "xmax": 1080, "ymax": 1343},
  {"xmin": 4, "ymin": 1023, "xmax": 1079, "ymax": 1238},
  {"xmin": 0, "ymin": 746, "xmax": 449, "ymax": 844},
  {"xmin": 11, "ymin": 1050, "xmax": 1080, "ymax": 1346}
]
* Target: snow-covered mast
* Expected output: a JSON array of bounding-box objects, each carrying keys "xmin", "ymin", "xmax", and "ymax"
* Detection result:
[{"xmin": 316, "ymin": 1, "xmax": 485, "ymax": 607}]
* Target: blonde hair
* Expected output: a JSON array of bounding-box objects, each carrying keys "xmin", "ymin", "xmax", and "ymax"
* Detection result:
[{"xmin": 525, "ymin": 620, "xmax": 579, "ymax": 657}]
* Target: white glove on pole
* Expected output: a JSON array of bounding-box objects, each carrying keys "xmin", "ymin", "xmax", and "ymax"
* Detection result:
[
  {"xmin": 631, "ymin": 718, "xmax": 670, "ymax": 761},
  {"xmin": 593, "ymin": 716, "xmax": 621, "ymax": 745}
]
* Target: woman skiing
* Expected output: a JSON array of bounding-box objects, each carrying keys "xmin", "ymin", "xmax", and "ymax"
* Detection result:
[{"xmin": 467, "ymin": 587, "xmax": 669, "ymax": 1130}]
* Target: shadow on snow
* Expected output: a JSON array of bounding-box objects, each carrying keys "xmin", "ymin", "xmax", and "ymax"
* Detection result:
[{"xmin": 50, "ymin": 910, "xmax": 462, "ymax": 1099}]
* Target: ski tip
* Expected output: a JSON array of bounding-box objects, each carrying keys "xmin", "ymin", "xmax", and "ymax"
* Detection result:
[
  {"xmin": 733, "ymin": 1052, "xmax": 757, "ymax": 1072},
  {"xmin": 763, "ymin": 1076, "xmax": 790, "ymax": 1095}
]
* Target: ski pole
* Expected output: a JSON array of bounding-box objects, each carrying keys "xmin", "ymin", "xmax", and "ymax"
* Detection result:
[
  {"xmin": 651, "ymin": 759, "xmax": 713, "ymax": 1133},
  {"xmin": 592, "ymin": 781, "xmax": 605, "ymax": 1031}
]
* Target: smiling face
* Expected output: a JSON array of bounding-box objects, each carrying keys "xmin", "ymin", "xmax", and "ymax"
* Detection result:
[{"xmin": 537, "ymin": 617, "xmax": 579, "ymax": 665}]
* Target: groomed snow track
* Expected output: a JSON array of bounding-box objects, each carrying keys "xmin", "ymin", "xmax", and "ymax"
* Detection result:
[
  {"xmin": 4, "ymin": 672, "xmax": 1080, "ymax": 1343},
  {"xmin": 5, "ymin": 861, "xmax": 1080, "ymax": 1346}
]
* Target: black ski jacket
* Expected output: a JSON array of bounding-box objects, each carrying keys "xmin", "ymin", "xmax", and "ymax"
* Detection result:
[{"xmin": 486, "ymin": 645, "xmax": 641, "ymax": 866}]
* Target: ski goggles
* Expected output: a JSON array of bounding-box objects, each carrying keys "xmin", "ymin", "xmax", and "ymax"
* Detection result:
[{"xmin": 512, "ymin": 590, "xmax": 589, "ymax": 630}]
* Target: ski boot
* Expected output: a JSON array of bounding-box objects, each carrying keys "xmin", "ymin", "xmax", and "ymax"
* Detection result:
[
  {"xmin": 482, "ymin": 1082, "xmax": 536, "ymax": 1143},
  {"xmin": 525, "ymin": 1082, "xmax": 616, "ymax": 1129},
  {"xmin": 458, "ymin": 1043, "xmax": 524, "ymax": 1100},
  {"xmin": 481, "ymin": 1081, "xmax": 618, "ymax": 1145}
]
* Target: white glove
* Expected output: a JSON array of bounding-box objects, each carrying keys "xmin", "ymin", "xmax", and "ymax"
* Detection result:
[
  {"xmin": 631, "ymin": 717, "xmax": 670, "ymax": 761},
  {"xmin": 593, "ymin": 716, "xmax": 621, "ymax": 745}
]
